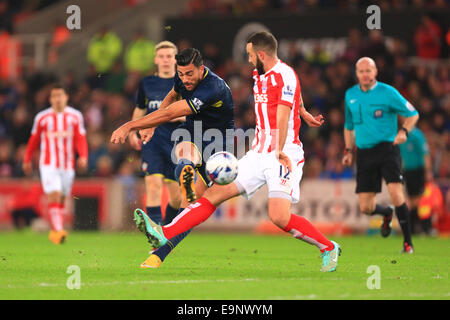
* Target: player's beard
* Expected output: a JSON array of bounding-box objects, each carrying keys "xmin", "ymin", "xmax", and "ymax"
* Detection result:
[{"xmin": 256, "ymin": 56, "xmax": 265, "ymax": 75}]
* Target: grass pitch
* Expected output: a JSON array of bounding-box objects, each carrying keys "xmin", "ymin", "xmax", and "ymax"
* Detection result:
[{"xmin": 0, "ymin": 231, "xmax": 448, "ymax": 300}]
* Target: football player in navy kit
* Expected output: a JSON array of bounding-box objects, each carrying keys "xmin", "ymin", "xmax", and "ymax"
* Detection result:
[{"xmin": 129, "ymin": 41, "xmax": 182, "ymax": 228}]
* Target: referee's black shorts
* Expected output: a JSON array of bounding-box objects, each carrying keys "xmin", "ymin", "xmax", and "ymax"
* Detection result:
[
  {"xmin": 404, "ymin": 168, "xmax": 425, "ymax": 197},
  {"xmin": 356, "ymin": 142, "xmax": 404, "ymax": 193}
]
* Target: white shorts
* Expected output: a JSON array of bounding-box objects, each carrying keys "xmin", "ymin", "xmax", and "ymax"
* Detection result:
[
  {"xmin": 39, "ymin": 166, "xmax": 75, "ymax": 196},
  {"xmin": 234, "ymin": 145, "xmax": 304, "ymax": 203}
]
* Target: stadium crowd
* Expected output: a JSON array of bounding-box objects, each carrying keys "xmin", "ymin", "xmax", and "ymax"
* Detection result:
[
  {"xmin": 182, "ymin": 0, "xmax": 450, "ymax": 16},
  {"xmin": 0, "ymin": 6, "xmax": 448, "ymax": 184}
]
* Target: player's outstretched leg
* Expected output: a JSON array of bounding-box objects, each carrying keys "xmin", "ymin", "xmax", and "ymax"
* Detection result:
[
  {"xmin": 134, "ymin": 208, "xmax": 168, "ymax": 248},
  {"xmin": 281, "ymin": 213, "xmax": 342, "ymax": 272},
  {"xmin": 141, "ymin": 206, "xmax": 191, "ymax": 268},
  {"xmin": 141, "ymin": 229, "xmax": 192, "ymax": 268}
]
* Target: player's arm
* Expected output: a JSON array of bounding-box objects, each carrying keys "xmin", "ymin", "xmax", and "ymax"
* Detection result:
[
  {"xmin": 394, "ymin": 114, "xmax": 419, "ymax": 145},
  {"xmin": 74, "ymin": 112, "xmax": 88, "ymax": 172},
  {"xmin": 342, "ymin": 93, "xmax": 355, "ymax": 166},
  {"xmin": 389, "ymin": 86, "xmax": 419, "ymax": 145},
  {"xmin": 159, "ymin": 88, "xmax": 185, "ymax": 123},
  {"xmin": 23, "ymin": 115, "xmax": 42, "ymax": 175},
  {"xmin": 111, "ymin": 99, "xmax": 192, "ymax": 144},
  {"xmin": 299, "ymin": 95, "xmax": 324, "ymax": 127},
  {"xmin": 276, "ymin": 104, "xmax": 293, "ymax": 172},
  {"xmin": 129, "ymin": 107, "xmax": 147, "ymax": 150}
]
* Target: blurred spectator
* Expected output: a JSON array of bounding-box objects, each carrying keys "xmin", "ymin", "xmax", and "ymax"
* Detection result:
[
  {"xmin": 341, "ymin": 28, "xmax": 364, "ymax": 64},
  {"xmin": 104, "ymin": 62, "xmax": 127, "ymax": 93},
  {"xmin": 0, "ymin": 0, "xmax": 13, "ymax": 33},
  {"xmin": 305, "ymin": 43, "xmax": 331, "ymax": 68},
  {"xmin": 0, "ymin": 138, "xmax": 14, "ymax": 178},
  {"xmin": 10, "ymin": 105, "xmax": 31, "ymax": 147},
  {"xmin": 87, "ymin": 27, "xmax": 123, "ymax": 74},
  {"xmin": 414, "ymin": 14, "xmax": 443, "ymax": 59},
  {"xmin": 0, "ymin": 30, "xmax": 22, "ymax": 80},
  {"xmin": 124, "ymin": 31, "xmax": 156, "ymax": 75},
  {"xmin": 47, "ymin": 20, "xmax": 71, "ymax": 65},
  {"xmin": 361, "ymin": 30, "xmax": 392, "ymax": 65}
]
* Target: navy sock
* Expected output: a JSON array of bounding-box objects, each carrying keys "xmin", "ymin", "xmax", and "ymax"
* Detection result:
[
  {"xmin": 163, "ymin": 203, "xmax": 179, "ymax": 225},
  {"xmin": 395, "ymin": 202, "xmax": 413, "ymax": 245},
  {"xmin": 174, "ymin": 158, "xmax": 197, "ymax": 184},
  {"xmin": 146, "ymin": 206, "xmax": 162, "ymax": 225},
  {"xmin": 154, "ymin": 208, "xmax": 191, "ymax": 261},
  {"xmin": 372, "ymin": 204, "xmax": 393, "ymax": 216}
]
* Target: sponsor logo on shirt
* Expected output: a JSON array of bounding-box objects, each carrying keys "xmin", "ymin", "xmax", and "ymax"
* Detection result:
[
  {"xmin": 192, "ymin": 98, "xmax": 204, "ymax": 110},
  {"xmin": 262, "ymin": 79, "xmax": 267, "ymax": 93},
  {"xmin": 374, "ymin": 109, "xmax": 383, "ymax": 118},
  {"xmin": 406, "ymin": 101, "xmax": 416, "ymax": 112},
  {"xmin": 46, "ymin": 131, "xmax": 74, "ymax": 138},
  {"xmin": 254, "ymin": 93, "xmax": 268, "ymax": 103},
  {"xmin": 148, "ymin": 100, "xmax": 162, "ymax": 110},
  {"xmin": 283, "ymin": 85, "xmax": 294, "ymax": 97}
]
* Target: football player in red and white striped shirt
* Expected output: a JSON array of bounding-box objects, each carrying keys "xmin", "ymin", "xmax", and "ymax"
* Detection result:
[
  {"xmin": 138, "ymin": 32, "xmax": 342, "ymax": 272},
  {"xmin": 23, "ymin": 84, "xmax": 88, "ymax": 244}
]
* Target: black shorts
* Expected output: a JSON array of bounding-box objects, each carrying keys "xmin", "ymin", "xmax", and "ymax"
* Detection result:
[
  {"xmin": 404, "ymin": 168, "xmax": 425, "ymax": 197},
  {"xmin": 356, "ymin": 142, "xmax": 404, "ymax": 193}
]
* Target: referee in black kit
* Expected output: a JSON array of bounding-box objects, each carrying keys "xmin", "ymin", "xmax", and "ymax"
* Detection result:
[{"xmin": 342, "ymin": 57, "xmax": 419, "ymax": 253}]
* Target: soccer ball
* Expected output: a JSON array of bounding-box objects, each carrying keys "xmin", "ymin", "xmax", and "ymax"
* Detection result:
[{"xmin": 205, "ymin": 151, "xmax": 238, "ymax": 185}]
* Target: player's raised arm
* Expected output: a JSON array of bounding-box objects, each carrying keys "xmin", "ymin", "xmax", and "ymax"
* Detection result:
[
  {"xmin": 158, "ymin": 87, "xmax": 185, "ymax": 123},
  {"xmin": 110, "ymin": 97, "xmax": 192, "ymax": 144}
]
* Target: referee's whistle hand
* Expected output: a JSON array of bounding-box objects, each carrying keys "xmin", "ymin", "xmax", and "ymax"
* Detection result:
[
  {"xmin": 342, "ymin": 154, "xmax": 353, "ymax": 167},
  {"xmin": 393, "ymin": 131, "xmax": 407, "ymax": 145}
]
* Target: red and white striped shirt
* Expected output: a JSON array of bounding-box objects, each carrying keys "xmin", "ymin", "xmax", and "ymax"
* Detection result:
[
  {"xmin": 24, "ymin": 106, "xmax": 88, "ymax": 170},
  {"xmin": 251, "ymin": 60, "xmax": 302, "ymax": 153}
]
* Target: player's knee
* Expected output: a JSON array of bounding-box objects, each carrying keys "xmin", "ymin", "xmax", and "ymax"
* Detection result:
[
  {"xmin": 168, "ymin": 189, "xmax": 182, "ymax": 208},
  {"xmin": 359, "ymin": 203, "xmax": 374, "ymax": 215},
  {"xmin": 268, "ymin": 211, "xmax": 290, "ymax": 229},
  {"xmin": 390, "ymin": 193, "xmax": 405, "ymax": 207},
  {"xmin": 48, "ymin": 192, "xmax": 62, "ymax": 204},
  {"xmin": 146, "ymin": 177, "xmax": 163, "ymax": 200}
]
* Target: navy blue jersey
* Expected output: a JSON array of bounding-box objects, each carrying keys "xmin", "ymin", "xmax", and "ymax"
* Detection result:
[
  {"xmin": 174, "ymin": 67, "xmax": 234, "ymax": 133},
  {"xmin": 136, "ymin": 75, "xmax": 180, "ymax": 145}
]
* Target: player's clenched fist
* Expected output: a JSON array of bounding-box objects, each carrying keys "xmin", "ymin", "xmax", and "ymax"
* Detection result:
[
  {"xmin": 111, "ymin": 124, "xmax": 131, "ymax": 144},
  {"xmin": 342, "ymin": 152, "xmax": 353, "ymax": 167},
  {"xmin": 139, "ymin": 127, "xmax": 155, "ymax": 144},
  {"xmin": 22, "ymin": 162, "xmax": 32, "ymax": 176}
]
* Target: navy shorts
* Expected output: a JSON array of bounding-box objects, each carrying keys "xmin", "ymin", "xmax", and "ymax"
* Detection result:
[{"xmin": 141, "ymin": 135, "xmax": 176, "ymax": 182}]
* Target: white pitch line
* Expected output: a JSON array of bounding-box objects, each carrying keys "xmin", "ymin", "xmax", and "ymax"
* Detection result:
[
  {"xmin": 1, "ymin": 278, "xmax": 261, "ymax": 289},
  {"xmin": 0, "ymin": 277, "xmax": 352, "ymax": 289}
]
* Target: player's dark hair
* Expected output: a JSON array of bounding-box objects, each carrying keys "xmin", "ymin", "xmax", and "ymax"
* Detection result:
[
  {"xmin": 50, "ymin": 83, "xmax": 67, "ymax": 92},
  {"xmin": 175, "ymin": 48, "xmax": 203, "ymax": 67},
  {"xmin": 247, "ymin": 31, "xmax": 278, "ymax": 55}
]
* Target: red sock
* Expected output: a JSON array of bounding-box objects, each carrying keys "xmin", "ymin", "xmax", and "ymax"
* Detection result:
[
  {"xmin": 283, "ymin": 214, "xmax": 334, "ymax": 253},
  {"xmin": 48, "ymin": 203, "xmax": 63, "ymax": 231},
  {"xmin": 162, "ymin": 198, "xmax": 216, "ymax": 239}
]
